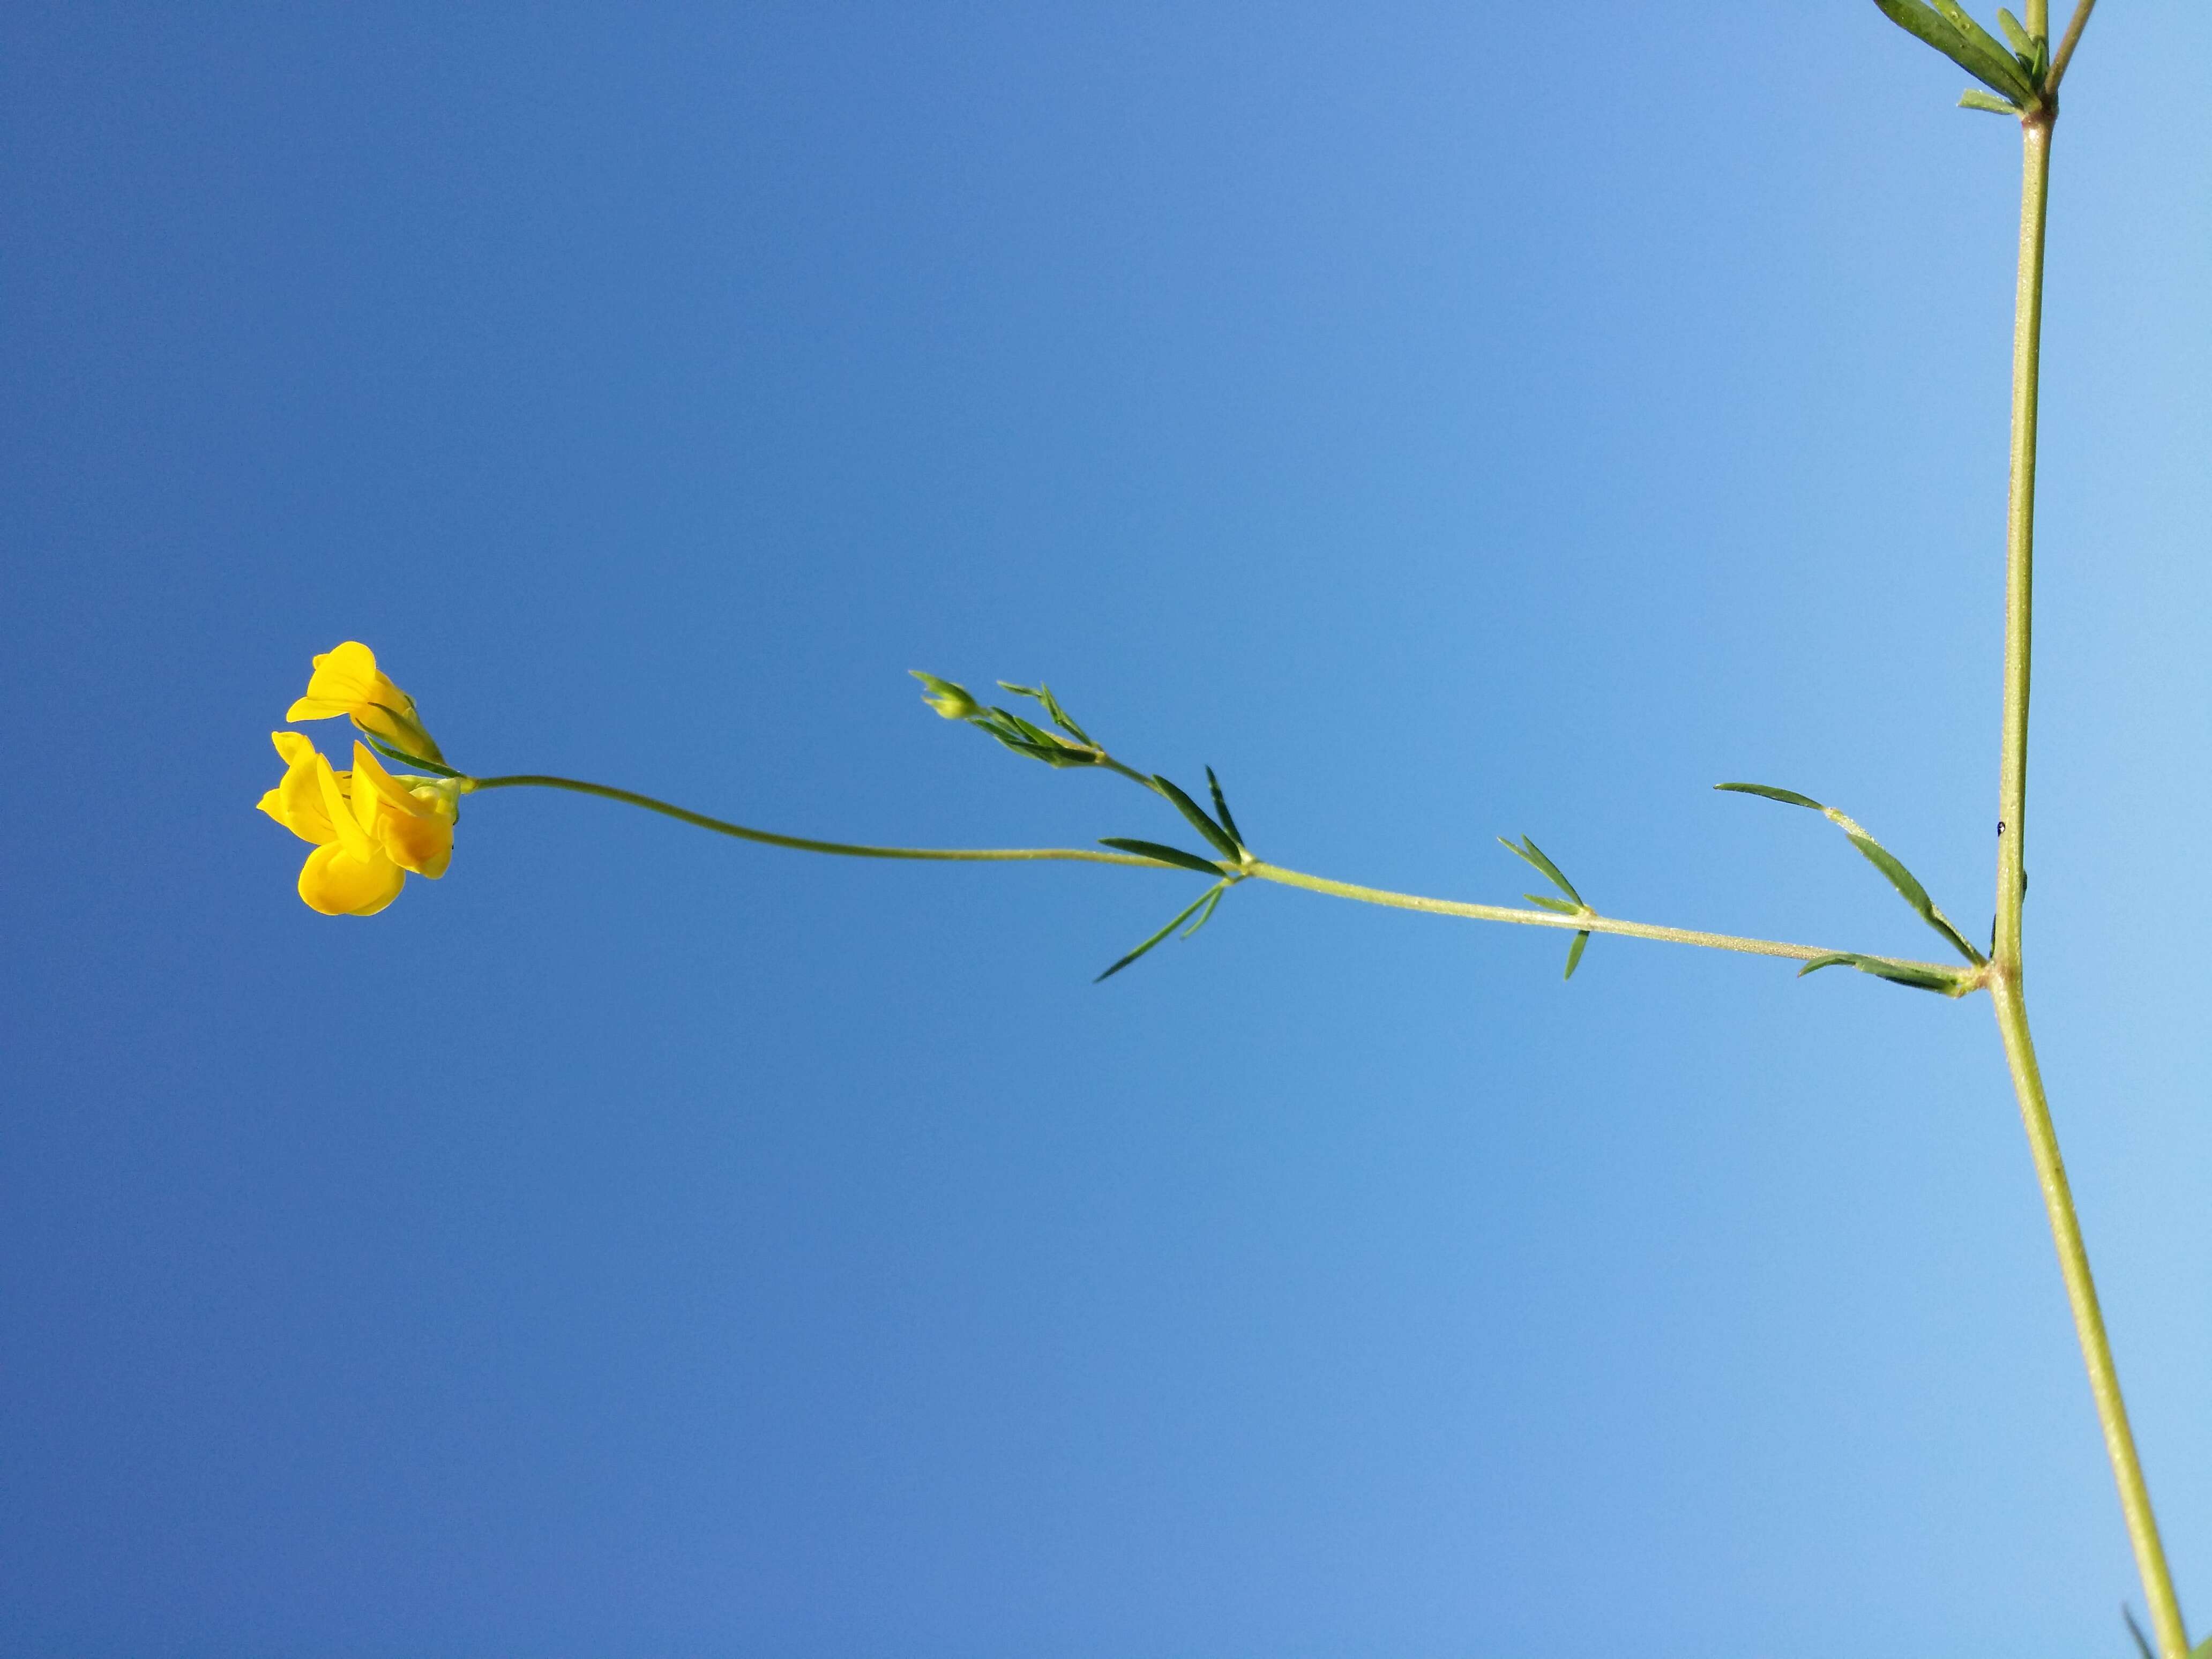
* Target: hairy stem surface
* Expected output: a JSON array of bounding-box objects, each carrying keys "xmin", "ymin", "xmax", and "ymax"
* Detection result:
[{"xmin": 1991, "ymin": 110, "xmax": 2186, "ymax": 1656}]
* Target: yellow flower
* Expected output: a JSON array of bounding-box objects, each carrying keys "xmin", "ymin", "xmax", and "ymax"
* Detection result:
[
  {"xmin": 287, "ymin": 641, "xmax": 445, "ymax": 766},
  {"xmin": 258, "ymin": 733, "xmax": 458, "ymax": 915}
]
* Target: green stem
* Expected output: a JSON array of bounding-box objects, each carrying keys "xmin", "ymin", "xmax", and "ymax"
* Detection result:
[
  {"xmin": 465, "ymin": 774, "xmax": 1160, "ymax": 868},
  {"xmin": 2047, "ymin": 0, "xmax": 2098, "ymax": 94},
  {"xmin": 1245, "ymin": 860, "xmax": 1958, "ymax": 974},
  {"xmin": 465, "ymin": 774, "xmax": 1957, "ymax": 977},
  {"xmin": 1992, "ymin": 111, "xmax": 2186, "ymax": 1656}
]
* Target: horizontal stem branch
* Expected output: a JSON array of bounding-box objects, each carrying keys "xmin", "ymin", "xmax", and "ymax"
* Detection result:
[
  {"xmin": 1247, "ymin": 860, "xmax": 1959, "ymax": 972},
  {"xmin": 468, "ymin": 773, "xmax": 1961, "ymax": 980}
]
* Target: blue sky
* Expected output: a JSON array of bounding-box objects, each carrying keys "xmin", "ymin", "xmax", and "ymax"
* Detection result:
[{"xmin": 4, "ymin": 4, "xmax": 2209, "ymax": 1654}]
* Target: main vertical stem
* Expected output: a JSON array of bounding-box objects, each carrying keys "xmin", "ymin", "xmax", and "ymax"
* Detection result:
[{"xmin": 1992, "ymin": 112, "xmax": 2188, "ymax": 1658}]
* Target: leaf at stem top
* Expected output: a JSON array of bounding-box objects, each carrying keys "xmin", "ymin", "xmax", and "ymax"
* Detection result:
[
  {"xmin": 998, "ymin": 681, "xmax": 1096, "ymax": 746},
  {"xmin": 1098, "ymin": 838, "xmax": 1228, "ymax": 877},
  {"xmin": 1152, "ymin": 775, "xmax": 1242, "ymax": 861},
  {"xmin": 1927, "ymin": 0, "xmax": 2040, "ymax": 91},
  {"xmin": 1096, "ymin": 881, "xmax": 1230, "ymax": 981},
  {"xmin": 1871, "ymin": 0, "xmax": 2035, "ymax": 100},
  {"xmin": 1716, "ymin": 783, "xmax": 1985, "ymax": 965},
  {"xmin": 1993, "ymin": 6, "xmax": 2035, "ymax": 58},
  {"xmin": 1498, "ymin": 835, "xmax": 1585, "ymax": 908},
  {"xmin": 1957, "ymin": 87, "xmax": 2021, "ymax": 113},
  {"xmin": 974, "ymin": 705, "xmax": 1099, "ymax": 767},
  {"xmin": 1205, "ymin": 767, "xmax": 1245, "ymax": 851}
]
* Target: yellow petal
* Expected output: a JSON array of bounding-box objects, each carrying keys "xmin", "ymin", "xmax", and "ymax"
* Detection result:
[
  {"xmin": 298, "ymin": 842, "xmax": 406, "ymax": 916},
  {"xmin": 314, "ymin": 752, "xmax": 376, "ymax": 858},
  {"xmin": 285, "ymin": 641, "xmax": 445, "ymax": 764},
  {"xmin": 259, "ymin": 732, "xmax": 337, "ymax": 843},
  {"xmin": 381, "ymin": 804, "xmax": 453, "ymax": 877},
  {"xmin": 287, "ymin": 641, "xmax": 383, "ymax": 720},
  {"xmin": 350, "ymin": 744, "xmax": 454, "ymax": 877}
]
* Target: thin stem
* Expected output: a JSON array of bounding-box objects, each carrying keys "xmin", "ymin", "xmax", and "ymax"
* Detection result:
[
  {"xmin": 1992, "ymin": 108, "xmax": 2186, "ymax": 1655},
  {"xmin": 466, "ymin": 775, "xmax": 1919, "ymax": 973},
  {"xmin": 2047, "ymin": 0, "xmax": 2098, "ymax": 93},
  {"xmin": 1992, "ymin": 984, "xmax": 2185, "ymax": 1654},
  {"xmin": 466, "ymin": 774, "xmax": 1160, "ymax": 867},
  {"xmin": 1246, "ymin": 860, "xmax": 1959, "ymax": 974},
  {"xmin": 1994, "ymin": 117, "xmax": 2046, "ymax": 972}
]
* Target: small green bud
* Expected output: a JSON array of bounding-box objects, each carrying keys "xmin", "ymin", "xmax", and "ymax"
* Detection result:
[{"xmin": 910, "ymin": 671, "xmax": 984, "ymax": 721}]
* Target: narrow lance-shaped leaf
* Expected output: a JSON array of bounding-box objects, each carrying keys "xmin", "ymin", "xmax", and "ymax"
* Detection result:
[
  {"xmin": 1205, "ymin": 767, "xmax": 1245, "ymax": 851},
  {"xmin": 1498, "ymin": 835, "xmax": 1585, "ymax": 908},
  {"xmin": 1797, "ymin": 952, "xmax": 1968, "ymax": 996},
  {"xmin": 1927, "ymin": 0, "xmax": 2037, "ymax": 88},
  {"xmin": 1715, "ymin": 783, "xmax": 1985, "ymax": 965},
  {"xmin": 2121, "ymin": 1607, "xmax": 2154, "ymax": 1659},
  {"xmin": 1096, "ymin": 881, "xmax": 1229, "ymax": 982},
  {"xmin": 1564, "ymin": 931, "xmax": 1590, "ymax": 981},
  {"xmin": 976, "ymin": 706, "xmax": 1098, "ymax": 767},
  {"xmin": 1152, "ymin": 775, "xmax": 1242, "ymax": 861},
  {"xmin": 1993, "ymin": 5, "xmax": 2036, "ymax": 58},
  {"xmin": 1525, "ymin": 894, "xmax": 1583, "ymax": 916},
  {"xmin": 1870, "ymin": 0, "xmax": 2034, "ymax": 100},
  {"xmin": 1925, "ymin": 0, "xmax": 2039, "ymax": 95},
  {"xmin": 1181, "ymin": 884, "xmax": 1227, "ymax": 939},
  {"xmin": 1098, "ymin": 838, "xmax": 1228, "ymax": 878},
  {"xmin": 998, "ymin": 681, "xmax": 1096, "ymax": 747},
  {"xmin": 1957, "ymin": 88, "xmax": 2021, "ymax": 113}
]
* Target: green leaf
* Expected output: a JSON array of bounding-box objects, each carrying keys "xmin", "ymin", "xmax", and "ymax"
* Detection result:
[
  {"xmin": 1497, "ymin": 835, "xmax": 1585, "ymax": 907},
  {"xmin": 1871, "ymin": 0, "xmax": 2034, "ymax": 99},
  {"xmin": 2190, "ymin": 1632, "xmax": 2212, "ymax": 1659},
  {"xmin": 1843, "ymin": 831, "xmax": 1984, "ymax": 964},
  {"xmin": 1181, "ymin": 884, "xmax": 1228, "ymax": 938},
  {"xmin": 1564, "ymin": 930, "xmax": 1590, "ymax": 980},
  {"xmin": 1098, "ymin": 838, "xmax": 1228, "ymax": 877},
  {"xmin": 1993, "ymin": 6, "xmax": 2035, "ymax": 57},
  {"xmin": 1095, "ymin": 883, "xmax": 1228, "ymax": 981},
  {"xmin": 1797, "ymin": 952, "xmax": 1965, "ymax": 995},
  {"xmin": 1957, "ymin": 87, "xmax": 2021, "ymax": 112},
  {"xmin": 1717, "ymin": 782, "xmax": 1985, "ymax": 965},
  {"xmin": 1525, "ymin": 894, "xmax": 1584, "ymax": 915},
  {"xmin": 998, "ymin": 681, "xmax": 1096, "ymax": 746},
  {"xmin": 1205, "ymin": 767, "xmax": 1246, "ymax": 851},
  {"xmin": 2121, "ymin": 1606, "xmax": 2154, "ymax": 1659},
  {"xmin": 1715, "ymin": 781, "xmax": 1826, "ymax": 810},
  {"xmin": 976, "ymin": 706, "xmax": 1099, "ymax": 767},
  {"xmin": 1152, "ymin": 775, "xmax": 1242, "ymax": 861},
  {"xmin": 984, "ymin": 729, "xmax": 1098, "ymax": 768},
  {"xmin": 990, "ymin": 707, "xmax": 1064, "ymax": 749},
  {"xmin": 1926, "ymin": 0, "xmax": 2038, "ymax": 93}
]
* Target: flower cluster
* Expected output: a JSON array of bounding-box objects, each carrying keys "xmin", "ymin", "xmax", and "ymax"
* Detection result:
[{"xmin": 259, "ymin": 642, "xmax": 462, "ymax": 915}]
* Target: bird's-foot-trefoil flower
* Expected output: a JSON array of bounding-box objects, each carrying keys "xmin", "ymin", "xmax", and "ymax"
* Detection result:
[
  {"xmin": 287, "ymin": 640, "xmax": 446, "ymax": 767},
  {"xmin": 258, "ymin": 730, "xmax": 462, "ymax": 916}
]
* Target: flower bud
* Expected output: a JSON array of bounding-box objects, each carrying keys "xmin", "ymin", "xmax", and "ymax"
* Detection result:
[{"xmin": 910, "ymin": 671, "xmax": 984, "ymax": 721}]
